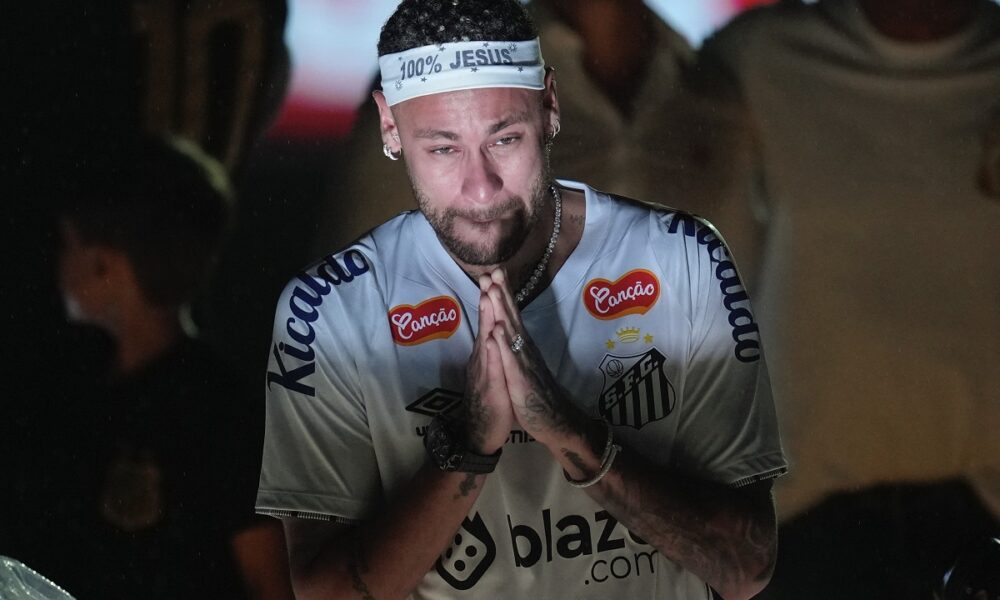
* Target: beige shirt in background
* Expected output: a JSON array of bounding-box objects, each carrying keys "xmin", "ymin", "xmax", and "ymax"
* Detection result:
[{"xmin": 668, "ymin": 0, "xmax": 1000, "ymax": 521}]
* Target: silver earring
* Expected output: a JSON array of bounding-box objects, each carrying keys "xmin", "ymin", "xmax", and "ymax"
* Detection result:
[{"xmin": 383, "ymin": 144, "xmax": 401, "ymax": 161}]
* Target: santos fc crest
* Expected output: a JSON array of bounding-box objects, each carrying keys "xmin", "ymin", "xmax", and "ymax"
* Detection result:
[{"xmin": 598, "ymin": 348, "xmax": 675, "ymax": 429}]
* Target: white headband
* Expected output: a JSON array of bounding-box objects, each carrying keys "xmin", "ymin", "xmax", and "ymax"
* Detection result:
[{"xmin": 379, "ymin": 38, "xmax": 545, "ymax": 106}]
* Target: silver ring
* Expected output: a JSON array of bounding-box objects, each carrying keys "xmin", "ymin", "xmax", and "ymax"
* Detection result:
[{"xmin": 510, "ymin": 334, "xmax": 525, "ymax": 353}]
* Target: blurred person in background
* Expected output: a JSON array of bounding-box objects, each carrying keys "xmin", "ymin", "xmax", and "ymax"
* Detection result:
[
  {"xmin": 6, "ymin": 137, "xmax": 293, "ymax": 600},
  {"xmin": 4, "ymin": 2, "xmax": 293, "ymax": 590},
  {"xmin": 667, "ymin": 0, "xmax": 1000, "ymax": 597}
]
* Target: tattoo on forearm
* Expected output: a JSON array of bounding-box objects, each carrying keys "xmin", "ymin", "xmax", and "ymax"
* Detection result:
[
  {"xmin": 464, "ymin": 391, "xmax": 489, "ymax": 451},
  {"xmin": 595, "ymin": 464, "xmax": 776, "ymax": 594},
  {"xmin": 454, "ymin": 472, "xmax": 479, "ymax": 500},
  {"xmin": 347, "ymin": 540, "xmax": 376, "ymax": 600},
  {"xmin": 522, "ymin": 387, "xmax": 580, "ymax": 435}
]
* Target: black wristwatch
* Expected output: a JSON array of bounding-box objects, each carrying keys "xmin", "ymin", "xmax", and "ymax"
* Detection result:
[{"xmin": 424, "ymin": 414, "xmax": 501, "ymax": 474}]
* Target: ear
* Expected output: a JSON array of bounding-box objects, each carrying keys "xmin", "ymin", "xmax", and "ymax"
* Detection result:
[
  {"xmin": 542, "ymin": 67, "xmax": 561, "ymax": 138},
  {"xmin": 373, "ymin": 90, "xmax": 402, "ymax": 153}
]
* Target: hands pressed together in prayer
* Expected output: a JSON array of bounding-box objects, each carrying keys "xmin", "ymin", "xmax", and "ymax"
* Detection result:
[
  {"xmin": 460, "ymin": 270, "xmax": 778, "ymax": 600},
  {"xmin": 463, "ymin": 268, "xmax": 594, "ymax": 458}
]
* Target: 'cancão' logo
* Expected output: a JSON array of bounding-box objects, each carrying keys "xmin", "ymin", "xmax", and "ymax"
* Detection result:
[
  {"xmin": 583, "ymin": 269, "xmax": 660, "ymax": 320},
  {"xmin": 388, "ymin": 295, "xmax": 462, "ymax": 346}
]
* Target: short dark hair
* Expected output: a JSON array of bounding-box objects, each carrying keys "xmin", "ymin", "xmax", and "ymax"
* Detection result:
[
  {"xmin": 60, "ymin": 136, "xmax": 234, "ymax": 308},
  {"xmin": 378, "ymin": 0, "xmax": 538, "ymax": 57}
]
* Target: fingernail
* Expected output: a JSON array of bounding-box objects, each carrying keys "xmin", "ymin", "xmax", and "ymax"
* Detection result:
[
  {"xmin": 479, "ymin": 273, "xmax": 492, "ymax": 291},
  {"xmin": 492, "ymin": 268, "xmax": 504, "ymax": 284}
]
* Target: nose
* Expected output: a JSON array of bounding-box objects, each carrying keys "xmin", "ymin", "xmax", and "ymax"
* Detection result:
[{"xmin": 461, "ymin": 146, "xmax": 503, "ymax": 205}]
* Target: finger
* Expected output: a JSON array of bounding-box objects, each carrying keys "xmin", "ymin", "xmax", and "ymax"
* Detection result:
[
  {"xmin": 478, "ymin": 292, "xmax": 496, "ymax": 340},
  {"xmin": 492, "ymin": 327, "xmax": 527, "ymax": 398},
  {"xmin": 471, "ymin": 295, "xmax": 495, "ymax": 369},
  {"xmin": 486, "ymin": 284, "xmax": 517, "ymax": 340},
  {"xmin": 490, "ymin": 267, "xmax": 506, "ymax": 288},
  {"xmin": 478, "ymin": 273, "xmax": 492, "ymax": 293},
  {"xmin": 484, "ymin": 333, "xmax": 510, "ymax": 396},
  {"xmin": 490, "ymin": 268, "xmax": 524, "ymax": 329}
]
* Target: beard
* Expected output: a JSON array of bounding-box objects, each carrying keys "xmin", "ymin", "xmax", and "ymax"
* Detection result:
[{"xmin": 412, "ymin": 165, "xmax": 551, "ymax": 266}]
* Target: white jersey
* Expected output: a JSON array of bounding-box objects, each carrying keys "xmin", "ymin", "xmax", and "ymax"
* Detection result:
[{"xmin": 257, "ymin": 181, "xmax": 786, "ymax": 599}]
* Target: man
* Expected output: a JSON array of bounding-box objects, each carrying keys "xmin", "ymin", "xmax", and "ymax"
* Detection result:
[
  {"xmin": 11, "ymin": 137, "xmax": 293, "ymax": 600},
  {"xmin": 310, "ymin": 0, "xmax": 694, "ymax": 254},
  {"xmin": 257, "ymin": 1, "xmax": 786, "ymax": 598},
  {"xmin": 667, "ymin": 0, "xmax": 1000, "ymax": 596}
]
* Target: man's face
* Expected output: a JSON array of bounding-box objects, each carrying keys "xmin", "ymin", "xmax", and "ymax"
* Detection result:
[{"xmin": 389, "ymin": 87, "xmax": 552, "ymax": 266}]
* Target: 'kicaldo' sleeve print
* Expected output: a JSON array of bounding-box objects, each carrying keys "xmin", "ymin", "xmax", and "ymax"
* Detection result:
[
  {"xmin": 256, "ymin": 253, "xmax": 382, "ymax": 523},
  {"xmin": 654, "ymin": 212, "xmax": 787, "ymax": 488}
]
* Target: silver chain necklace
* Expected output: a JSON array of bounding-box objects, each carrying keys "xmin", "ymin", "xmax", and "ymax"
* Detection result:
[{"xmin": 514, "ymin": 185, "xmax": 562, "ymax": 306}]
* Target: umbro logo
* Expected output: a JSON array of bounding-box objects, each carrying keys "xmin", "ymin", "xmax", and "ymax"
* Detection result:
[{"xmin": 405, "ymin": 388, "xmax": 463, "ymax": 417}]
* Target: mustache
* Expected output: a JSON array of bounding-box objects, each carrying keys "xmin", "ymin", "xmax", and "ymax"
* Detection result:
[{"xmin": 443, "ymin": 197, "xmax": 523, "ymax": 222}]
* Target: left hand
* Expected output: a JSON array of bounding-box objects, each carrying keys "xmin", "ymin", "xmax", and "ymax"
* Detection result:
[{"xmin": 482, "ymin": 269, "xmax": 585, "ymax": 446}]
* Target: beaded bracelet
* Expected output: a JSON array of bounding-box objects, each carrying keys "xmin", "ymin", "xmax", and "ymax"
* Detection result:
[{"xmin": 564, "ymin": 420, "xmax": 621, "ymax": 488}]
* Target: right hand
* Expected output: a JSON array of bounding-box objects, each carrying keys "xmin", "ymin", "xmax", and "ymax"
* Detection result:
[{"xmin": 462, "ymin": 274, "xmax": 515, "ymax": 455}]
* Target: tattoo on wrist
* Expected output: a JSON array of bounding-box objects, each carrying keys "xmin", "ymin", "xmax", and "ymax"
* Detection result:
[
  {"xmin": 348, "ymin": 540, "xmax": 376, "ymax": 600},
  {"xmin": 454, "ymin": 472, "xmax": 479, "ymax": 500},
  {"xmin": 464, "ymin": 392, "xmax": 488, "ymax": 451},
  {"xmin": 522, "ymin": 388, "xmax": 578, "ymax": 435}
]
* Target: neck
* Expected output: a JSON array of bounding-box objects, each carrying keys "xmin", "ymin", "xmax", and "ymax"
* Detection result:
[
  {"xmin": 858, "ymin": 0, "xmax": 978, "ymax": 42},
  {"xmin": 110, "ymin": 303, "xmax": 183, "ymax": 376}
]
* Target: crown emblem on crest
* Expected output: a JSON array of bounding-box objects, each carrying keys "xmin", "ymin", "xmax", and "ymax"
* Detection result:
[{"xmin": 616, "ymin": 327, "xmax": 640, "ymax": 343}]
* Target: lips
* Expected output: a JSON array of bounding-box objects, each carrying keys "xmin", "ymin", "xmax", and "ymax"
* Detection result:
[{"xmin": 583, "ymin": 269, "xmax": 660, "ymax": 320}]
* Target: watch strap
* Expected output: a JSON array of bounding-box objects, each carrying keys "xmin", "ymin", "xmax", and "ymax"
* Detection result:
[
  {"xmin": 425, "ymin": 414, "xmax": 502, "ymax": 473},
  {"xmin": 455, "ymin": 446, "xmax": 502, "ymax": 474}
]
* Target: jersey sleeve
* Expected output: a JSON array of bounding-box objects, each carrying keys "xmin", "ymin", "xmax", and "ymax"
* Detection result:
[
  {"xmin": 256, "ymin": 254, "xmax": 382, "ymax": 523},
  {"xmin": 654, "ymin": 212, "xmax": 787, "ymax": 487}
]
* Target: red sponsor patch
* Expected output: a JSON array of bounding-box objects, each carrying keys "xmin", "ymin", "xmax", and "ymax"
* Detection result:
[
  {"xmin": 583, "ymin": 269, "xmax": 660, "ymax": 320},
  {"xmin": 388, "ymin": 295, "xmax": 462, "ymax": 346}
]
